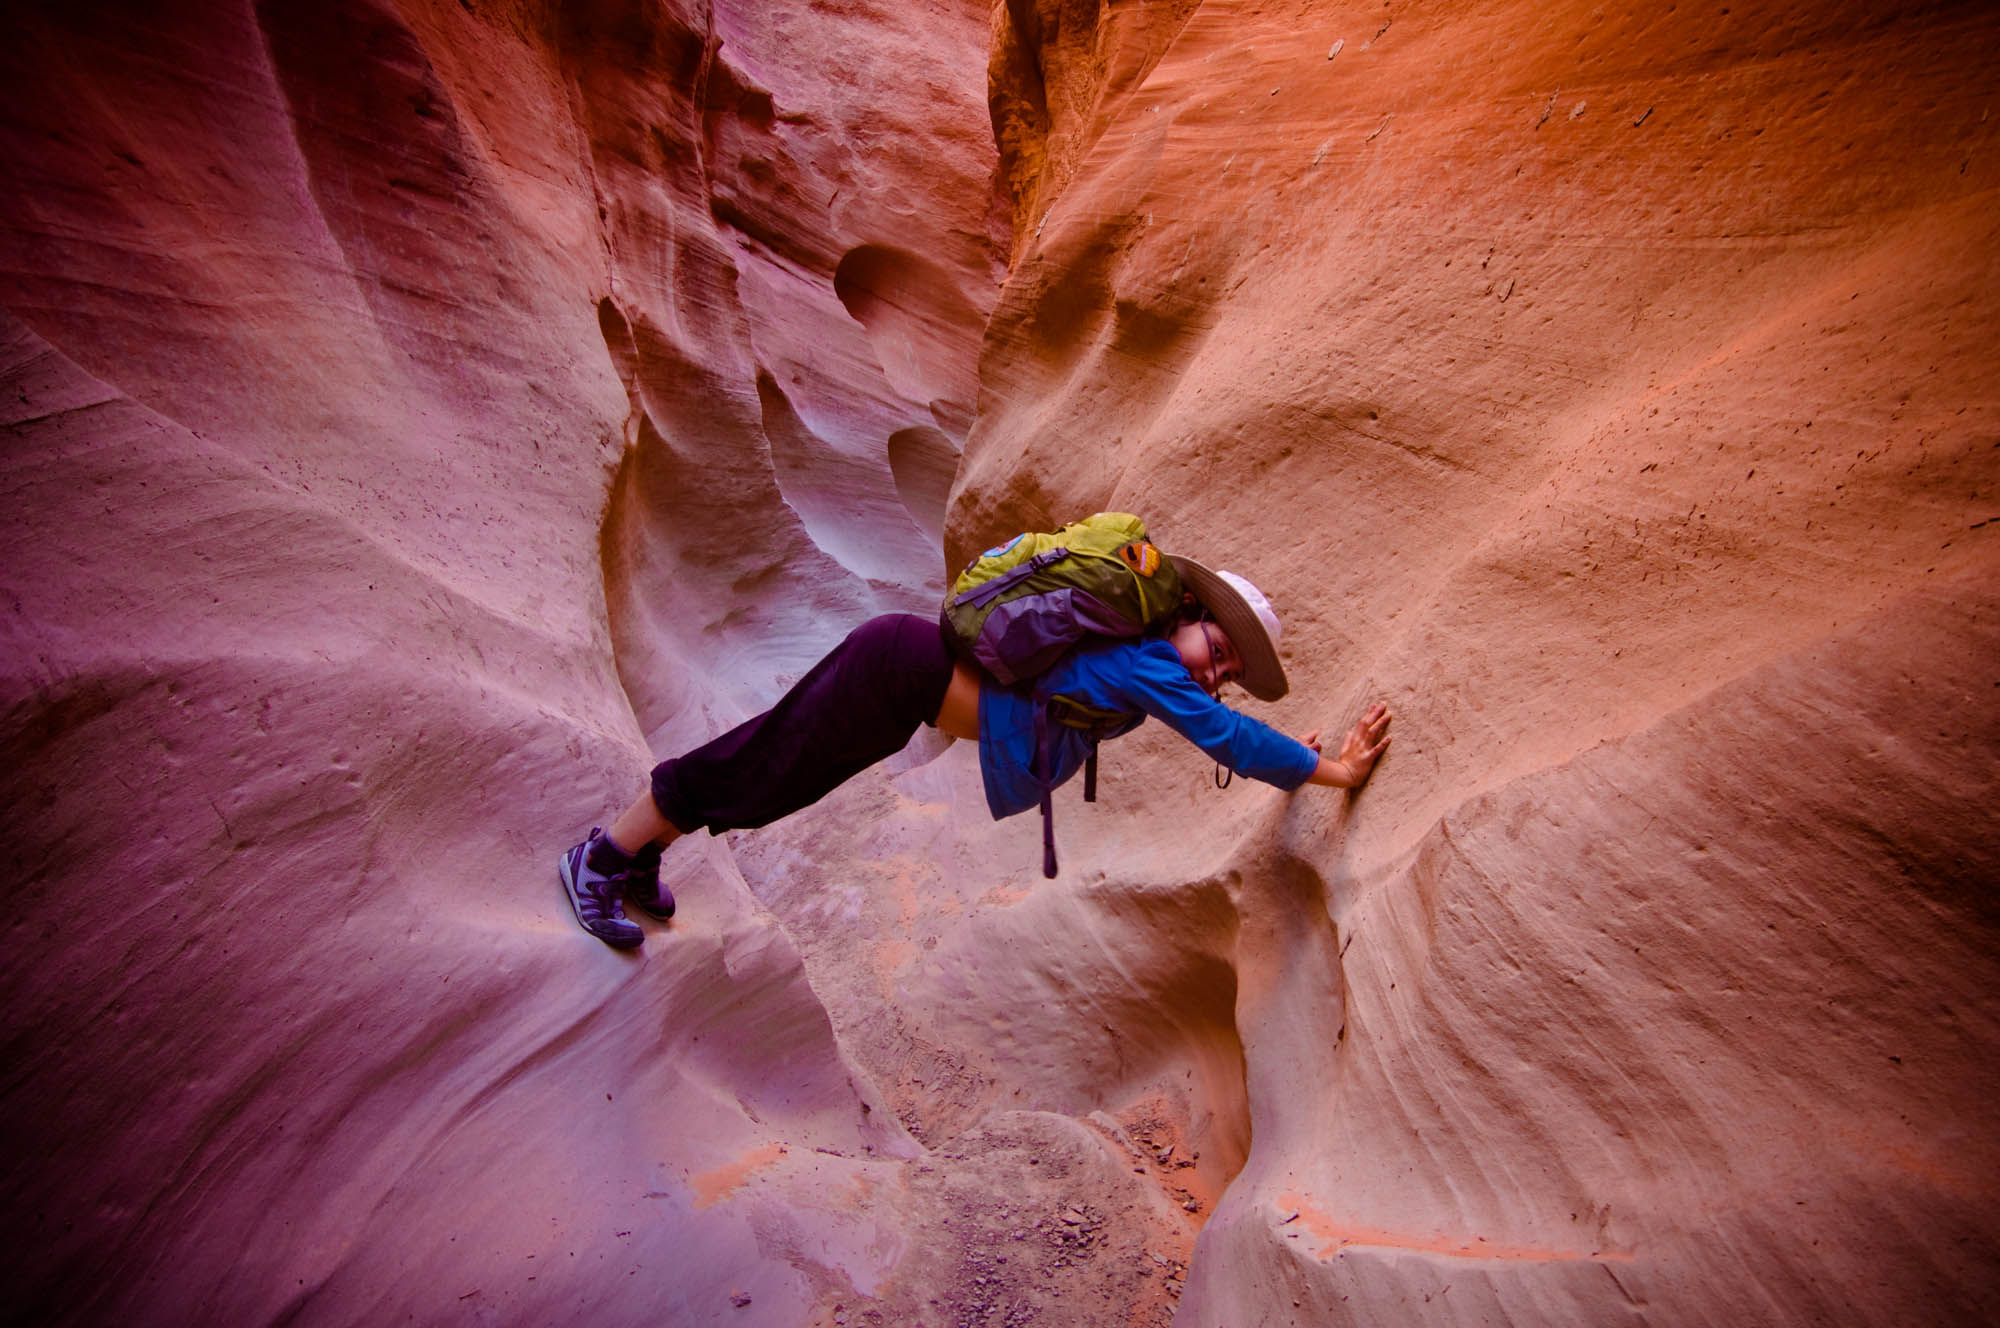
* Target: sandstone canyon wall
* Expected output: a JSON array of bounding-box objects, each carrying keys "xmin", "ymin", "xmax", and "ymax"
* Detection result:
[{"xmin": 2, "ymin": 1, "xmax": 1996, "ymax": 1326}]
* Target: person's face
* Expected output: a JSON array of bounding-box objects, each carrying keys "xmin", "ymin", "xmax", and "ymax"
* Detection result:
[{"xmin": 1170, "ymin": 618, "xmax": 1244, "ymax": 698}]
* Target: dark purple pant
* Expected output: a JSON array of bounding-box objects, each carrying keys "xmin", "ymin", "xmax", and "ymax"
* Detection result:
[{"xmin": 649, "ymin": 613, "xmax": 956, "ymax": 835}]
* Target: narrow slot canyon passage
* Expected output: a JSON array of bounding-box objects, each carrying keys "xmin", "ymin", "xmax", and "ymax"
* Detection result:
[{"xmin": 2, "ymin": 1, "xmax": 1997, "ymax": 1325}]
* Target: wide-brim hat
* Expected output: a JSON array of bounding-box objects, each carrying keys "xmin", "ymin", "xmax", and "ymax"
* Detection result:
[{"xmin": 1168, "ymin": 556, "xmax": 1289, "ymax": 702}]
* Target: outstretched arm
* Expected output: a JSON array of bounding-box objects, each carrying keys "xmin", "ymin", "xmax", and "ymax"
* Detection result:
[{"xmin": 1299, "ymin": 703, "xmax": 1392, "ymax": 788}]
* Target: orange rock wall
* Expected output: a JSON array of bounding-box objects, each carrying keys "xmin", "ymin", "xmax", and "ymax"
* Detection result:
[
  {"xmin": 964, "ymin": 1, "xmax": 2000, "ymax": 1322},
  {"xmin": 1, "ymin": 0, "xmax": 1995, "ymax": 1325}
]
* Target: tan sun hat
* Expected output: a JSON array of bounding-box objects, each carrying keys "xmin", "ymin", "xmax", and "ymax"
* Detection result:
[{"xmin": 1168, "ymin": 556, "xmax": 1289, "ymax": 702}]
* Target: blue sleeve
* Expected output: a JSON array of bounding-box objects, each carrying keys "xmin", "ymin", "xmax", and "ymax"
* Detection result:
[{"xmin": 1105, "ymin": 641, "xmax": 1321, "ymax": 790}]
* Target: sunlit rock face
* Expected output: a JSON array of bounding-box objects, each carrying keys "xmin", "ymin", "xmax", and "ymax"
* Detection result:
[
  {"xmin": 2, "ymin": 2, "xmax": 1996, "ymax": 1327},
  {"xmin": 962, "ymin": 1, "xmax": 2000, "ymax": 1324}
]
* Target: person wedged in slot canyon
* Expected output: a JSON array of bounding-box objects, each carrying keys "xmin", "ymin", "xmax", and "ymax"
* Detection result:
[{"xmin": 558, "ymin": 537, "xmax": 1390, "ymax": 948}]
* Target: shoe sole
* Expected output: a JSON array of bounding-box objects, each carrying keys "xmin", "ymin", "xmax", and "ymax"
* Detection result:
[{"xmin": 559, "ymin": 847, "xmax": 644, "ymax": 949}]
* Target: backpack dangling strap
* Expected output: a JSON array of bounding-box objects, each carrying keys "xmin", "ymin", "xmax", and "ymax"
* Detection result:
[
  {"xmin": 1084, "ymin": 747, "xmax": 1098, "ymax": 803},
  {"xmin": 1041, "ymin": 785, "xmax": 1058, "ymax": 879},
  {"xmin": 1035, "ymin": 705, "xmax": 1058, "ymax": 878}
]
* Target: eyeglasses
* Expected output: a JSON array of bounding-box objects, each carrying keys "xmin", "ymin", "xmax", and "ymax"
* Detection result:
[{"xmin": 1199, "ymin": 620, "xmax": 1242, "ymax": 697}]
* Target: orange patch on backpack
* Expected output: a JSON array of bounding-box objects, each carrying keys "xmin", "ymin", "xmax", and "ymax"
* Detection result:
[{"xmin": 1119, "ymin": 541, "xmax": 1161, "ymax": 577}]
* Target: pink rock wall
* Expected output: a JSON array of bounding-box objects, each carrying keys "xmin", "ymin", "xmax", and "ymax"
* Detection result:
[
  {"xmin": 1, "ymin": 1, "xmax": 1995, "ymax": 1326},
  {"xmin": 0, "ymin": 0, "xmax": 1006, "ymax": 1322}
]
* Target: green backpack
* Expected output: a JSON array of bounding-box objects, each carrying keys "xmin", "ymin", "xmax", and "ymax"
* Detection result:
[
  {"xmin": 943, "ymin": 512, "xmax": 1184, "ymax": 684},
  {"xmin": 943, "ymin": 513, "xmax": 1186, "ymax": 876}
]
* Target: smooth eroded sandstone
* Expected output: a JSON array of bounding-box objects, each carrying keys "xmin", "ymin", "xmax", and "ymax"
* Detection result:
[{"xmin": 2, "ymin": 0, "xmax": 1995, "ymax": 1325}]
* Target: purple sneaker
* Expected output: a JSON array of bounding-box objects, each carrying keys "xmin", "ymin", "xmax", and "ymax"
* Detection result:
[{"xmin": 558, "ymin": 828, "xmax": 645, "ymax": 948}]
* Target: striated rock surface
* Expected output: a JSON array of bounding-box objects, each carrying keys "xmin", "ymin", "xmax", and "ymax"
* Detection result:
[
  {"xmin": 0, "ymin": 0, "xmax": 1010, "ymax": 1322},
  {"xmin": 965, "ymin": 2, "xmax": 2000, "ymax": 1323},
  {"xmin": 2, "ymin": 2, "xmax": 1996, "ymax": 1326}
]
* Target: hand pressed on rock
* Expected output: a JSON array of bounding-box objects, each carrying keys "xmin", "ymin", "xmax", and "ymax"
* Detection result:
[{"xmin": 1303, "ymin": 703, "xmax": 1391, "ymax": 789}]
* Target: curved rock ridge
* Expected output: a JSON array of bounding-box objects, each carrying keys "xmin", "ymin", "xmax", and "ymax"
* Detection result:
[{"xmin": 2, "ymin": 1, "xmax": 1996, "ymax": 1326}]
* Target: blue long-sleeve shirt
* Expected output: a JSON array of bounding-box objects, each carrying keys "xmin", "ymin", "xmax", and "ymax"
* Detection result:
[{"xmin": 976, "ymin": 636, "xmax": 1320, "ymax": 820}]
